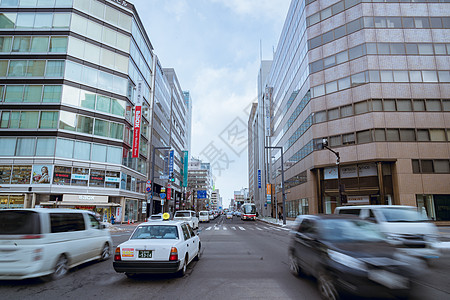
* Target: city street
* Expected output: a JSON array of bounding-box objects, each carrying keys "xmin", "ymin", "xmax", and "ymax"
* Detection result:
[{"xmin": 0, "ymin": 215, "xmax": 449, "ymax": 300}]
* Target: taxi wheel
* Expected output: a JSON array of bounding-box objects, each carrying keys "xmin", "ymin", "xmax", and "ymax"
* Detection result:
[
  {"xmin": 288, "ymin": 253, "xmax": 301, "ymax": 276},
  {"xmin": 51, "ymin": 255, "xmax": 69, "ymax": 281},
  {"xmin": 177, "ymin": 256, "xmax": 188, "ymax": 277},
  {"xmin": 194, "ymin": 244, "xmax": 201, "ymax": 261}
]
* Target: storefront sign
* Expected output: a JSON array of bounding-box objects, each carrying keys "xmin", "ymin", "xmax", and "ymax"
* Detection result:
[
  {"xmin": 347, "ymin": 195, "xmax": 370, "ymax": 204},
  {"xmin": 358, "ymin": 163, "xmax": 377, "ymax": 177},
  {"xmin": 324, "ymin": 166, "xmax": 338, "ymax": 179},
  {"xmin": 32, "ymin": 165, "xmax": 52, "ymax": 184},
  {"xmin": 167, "ymin": 188, "xmax": 171, "ymax": 200},
  {"xmin": 63, "ymin": 194, "xmax": 108, "ymax": 203},
  {"xmin": 182, "ymin": 151, "xmax": 188, "ymax": 187},
  {"xmin": 132, "ymin": 80, "xmax": 143, "ymax": 158},
  {"xmin": 105, "ymin": 176, "xmax": 120, "ymax": 182},
  {"xmin": 341, "ymin": 165, "xmax": 357, "ymax": 178},
  {"xmin": 53, "ymin": 166, "xmax": 71, "ymax": 185},
  {"xmin": 71, "ymin": 174, "xmax": 89, "ymax": 180},
  {"xmin": 266, "ymin": 184, "xmax": 271, "ymax": 195},
  {"xmin": 257, "ymin": 170, "xmax": 261, "ymax": 188}
]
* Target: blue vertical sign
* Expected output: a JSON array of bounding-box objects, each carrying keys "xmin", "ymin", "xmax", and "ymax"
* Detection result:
[
  {"xmin": 257, "ymin": 169, "xmax": 261, "ymax": 188},
  {"xmin": 168, "ymin": 150, "xmax": 174, "ymax": 178}
]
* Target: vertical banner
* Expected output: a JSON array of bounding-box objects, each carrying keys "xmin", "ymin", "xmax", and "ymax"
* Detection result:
[
  {"xmin": 182, "ymin": 151, "xmax": 188, "ymax": 187},
  {"xmin": 168, "ymin": 150, "xmax": 174, "ymax": 178},
  {"xmin": 132, "ymin": 80, "xmax": 143, "ymax": 158},
  {"xmin": 266, "ymin": 184, "xmax": 271, "ymax": 195},
  {"xmin": 167, "ymin": 188, "xmax": 171, "ymax": 200},
  {"xmin": 257, "ymin": 169, "xmax": 261, "ymax": 188}
]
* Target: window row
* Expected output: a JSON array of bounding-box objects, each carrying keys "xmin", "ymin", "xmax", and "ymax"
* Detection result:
[
  {"xmin": 285, "ymin": 198, "xmax": 310, "ymax": 218},
  {"xmin": 0, "ymin": 59, "xmax": 64, "ymax": 77},
  {"xmin": 70, "ymin": 13, "xmax": 130, "ymax": 53},
  {"xmin": 0, "ymin": 12, "xmax": 70, "ymax": 30},
  {"xmin": 284, "ymin": 171, "xmax": 308, "ymax": 190},
  {"xmin": 0, "ymin": 35, "xmax": 67, "ymax": 53},
  {"xmin": 285, "ymin": 115, "xmax": 313, "ymax": 151},
  {"xmin": 313, "ymin": 99, "xmax": 450, "ymax": 124},
  {"xmin": 67, "ymin": 36, "xmax": 128, "ymax": 74},
  {"xmin": 0, "ymin": 0, "xmax": 72, "ymax": 8},
  {"xmin": 310, "ymin": 42, "xmax": 450, "ymax": 74},
  {"xmin": 412, "ymin": 159, "xmax": 450, "ymax": 174},
  {"xmin": 311, "ymin": 70, "xmax": 450, "ymax": 98},
  {"xmin": 72, "ymin": 0, "xmax": 132, "ymax": 32},
  {"xmin": 316, "ymin": 128, "xmax": 450, "ymax": 149},
  {"xmin": 0, "ymin": 109, "xmax": 126, "ymax": 140},
  {"xmin": 308, "ymin": 16, "xmax": 450, "ymax": 49},
  {"xmin": 307, "ymin": 0, "xmax": 361, "ymax": 26},
  {"xmin": 0, "ymin": 137, "xmax": 123, "ymax": 164},
  {"xmin": 0, "ymin": 85, "xmax": 61, "ymax": 103}
]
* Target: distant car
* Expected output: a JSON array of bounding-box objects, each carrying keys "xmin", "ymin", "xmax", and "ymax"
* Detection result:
[
  {"xmin": 198, "ymin": 211, "xmax": 209, "ymax": 223},
  {"xmin": 113, "ymin": 219, "xmax": 200, "ymax": 277},
  {"xmin": 0, "ymin": 208, "xmax": 112, "ymax": 280},
  {"xmin": 173, "ymin": 210, "xmax": 199, "ymax": 229},
  {"xmin": 288, "ymin": 214, "xmax": 425, "ymax": 300},
  {"xmin": 335, "ymin": 205, "xmax": 440, "ymax": 263},
  {"xmin": 209, "ymin": 211, "xmax": 214, "ymax": 220},
  {"xmin": 226, "ymin": 212, "xmax": 233, "ymax": 219}
]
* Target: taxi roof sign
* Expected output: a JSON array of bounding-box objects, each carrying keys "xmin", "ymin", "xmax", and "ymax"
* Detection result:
[{"xmin": 162, "ymin": 213, "xmax": 170, "ymax": 220}]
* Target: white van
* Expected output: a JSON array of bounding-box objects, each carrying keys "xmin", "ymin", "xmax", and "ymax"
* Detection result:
[
  {"xmin": 173, "ymin": 210, "xmax": 199, "ymax": 229},
  {"xmin": 199, "ymin": 211, "xmax": 210, "ymax": 223},
  {"xmin": 334, "ymin": 205, "xmax": 440, "ymax": 262},
  {"xmin": 0, "ymin": 208, "xmax": 113, "ymax": 280}
]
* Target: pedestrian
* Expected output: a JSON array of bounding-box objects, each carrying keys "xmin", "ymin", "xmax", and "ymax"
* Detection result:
[
  {"xmin": 278, "ymin": 211, "xmax": 282, "ymax": 221},
  {"xmin": 111, "ymin": 214, "xmax": 115, "ymax": 224}
]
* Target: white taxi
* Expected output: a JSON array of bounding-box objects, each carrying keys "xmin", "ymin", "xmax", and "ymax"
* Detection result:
[{"xmin": 113, "ymin": 213, "xmax": 201, "ymax": 277}]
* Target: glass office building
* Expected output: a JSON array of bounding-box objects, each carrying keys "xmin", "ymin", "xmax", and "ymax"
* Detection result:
[
  {"xmin": 0, "ymin": 0, "xmax": 155, "ymax": 223},
  {"xmin": 261, "ymin": 0, "xmax": 450, "ymax": 222}
]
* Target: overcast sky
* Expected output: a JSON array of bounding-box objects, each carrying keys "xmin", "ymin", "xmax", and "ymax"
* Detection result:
[{"xmin": 132, "ymin": 0, "xmax": 291, "ymax": 207}]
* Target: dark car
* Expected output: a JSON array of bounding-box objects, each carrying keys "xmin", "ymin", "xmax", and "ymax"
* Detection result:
[{"xmin": 288, "ymin": 214, "xmax": 426, "ymax": 300}]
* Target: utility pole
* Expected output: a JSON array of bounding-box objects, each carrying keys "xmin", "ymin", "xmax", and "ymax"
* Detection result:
[
  {"xmin": 265, "ymin": 146, "xmax": 286, "ymax": 225},
  {"xmin": 321, "ymin": 139, "xmax": 343, "ymax": 207},
  {"xmin": 148, "ymin": 146, "xmax": 171, "ymax": 217}
]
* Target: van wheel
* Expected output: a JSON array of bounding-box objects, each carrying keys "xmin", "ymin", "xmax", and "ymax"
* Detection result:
[
  {"xmin": 288, "ymin": 253, "xmax": 302, "ymax": 276},
  {"xmin": 99, "ymin": 243, "xmax": 111, "ymax": 261},
  {"xmin": 42, "ymin": 255, "xmax": 68, "ymax": 281}
]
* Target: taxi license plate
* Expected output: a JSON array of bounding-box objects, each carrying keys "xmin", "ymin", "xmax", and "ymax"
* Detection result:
[{"xmin": 138, "ymin": 250, "xmax": 152, "ymax": 258}]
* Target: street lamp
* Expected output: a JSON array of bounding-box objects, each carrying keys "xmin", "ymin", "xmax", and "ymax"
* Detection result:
[
  {"xmin": 321, "ymin": 138, "xmax": 344, "ymax": 207},
  {"xmin": 265, "ymin": 146, "xmax": 286, "ymax": 225},
  {"xmin": 148, "ymin": 146, "xmax": 171, "ymax": 217}
]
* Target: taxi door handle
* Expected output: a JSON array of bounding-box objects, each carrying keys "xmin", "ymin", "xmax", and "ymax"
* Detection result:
[{"xmin": 187, "ymin": 244, "xmax": 189, "ymax": 247}]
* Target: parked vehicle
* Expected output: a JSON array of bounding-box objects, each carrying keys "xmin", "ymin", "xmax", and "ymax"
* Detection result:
[
  {"xmin": 288, "ymin": 214, "xmax": 425, "ymax": 300},
  {"xmin": 199, "ymin": 211, "xmax": 209, "ymax": 223},
  {"xmin": 113, "ymin": 219, "xmax": 200, "ymax": 277},
  {"xmin": 0, "ymin": 208, "xmax": 112, "ymax": 280},
  {"xmin": 173, "ymin": 210, "xmax": 199, "ymax": 229},
  {"xmin": 335, "ymin": 205, "xmax": 440, "ymax": 263}
]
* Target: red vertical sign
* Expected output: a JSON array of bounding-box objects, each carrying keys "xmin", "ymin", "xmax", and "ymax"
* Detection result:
[
  {"xmin": 167, "ymin": 188, "xmax": 171, "ymax": 200},
  {"xmin": 132, "ymin": 81, "xmax": 143, "ymax": 158}
]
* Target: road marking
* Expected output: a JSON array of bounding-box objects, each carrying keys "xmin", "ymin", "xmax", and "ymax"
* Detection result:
[
  {"xmin": 238, "ymin": 226, "xmax": 245, "ymax": 230},
  {"xmin": 223, "ymin": 226, "xmax": 227, "ymax": 230},
  {"xmin": 205, "ymin": 226, "xmax": 212, "ymax": 231},
  {"xmin": 231, "ymin": 226, "xmax": 236, "ymax": 230},
  {"xmin": 214, "ymin": 226, "xmax": 220, "ymax": 230},
  {"xmin": 255, "ymin": 227, "xmax": 263, "ymax": 231}
]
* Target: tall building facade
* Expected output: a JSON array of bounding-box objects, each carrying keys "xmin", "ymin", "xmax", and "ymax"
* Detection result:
[
  {"xmin": 187, "ymin": 157, "xmax": 212, "ymax": 211},
  {"xmin": 263, "ymin": 0, "xmax": 449, "ymax": 222},
  {"xmin": 0, "ymin": 0, "xmax": 192, "ymax": 222}
]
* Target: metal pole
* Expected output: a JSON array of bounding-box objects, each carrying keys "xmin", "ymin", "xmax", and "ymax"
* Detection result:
[
  {"xmin": 280, "ymin": 147, "xmax": 286, "ymax": 225},
  {"xmin": 149, "ymin": 146, "xmax": 156, "ymax": 218}
]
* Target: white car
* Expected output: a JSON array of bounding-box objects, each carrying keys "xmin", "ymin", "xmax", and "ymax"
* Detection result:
[
  {"xmin": 226, "ymin": 212, "xmax": 233, "ymax": 219},
  {"xmin": 198, "ymin": 211, "xmax": 209, "ymax": 223},
  {"xmin": 173, "ymin": 210, "xmax": 199, "ymax": 229},
  {"xmin": 0, "ymin": 208, "xmax": 112, "ymax": 280},
  {"xmin": 113, "ymin": 219, "xmax": 201, "ymax": 277}
]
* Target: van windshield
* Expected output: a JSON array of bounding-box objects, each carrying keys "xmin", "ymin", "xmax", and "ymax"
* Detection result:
[
  {"xmin": 378, "ymin": 207, "xmax": 428, "ymax": 222},
  {"xmin": 175, "ymin": 212, "xmax": 190, "ymax": 217},
  {"xmin": 0, "ymin": 211, "xmax": 41, "ymax": 234}
]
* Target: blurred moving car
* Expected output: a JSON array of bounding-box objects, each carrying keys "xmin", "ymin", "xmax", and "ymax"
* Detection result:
[
  {"xmin": 173, "ymin": 210, "xmax": 199, "ymax": 229},
  {"xmin": 113, "ymin": 217, "xmax": 200, "ymax": 277},
  {"xmin": 335, "ymin": 205, "xmax": 440, "ymax": 263},
  {"xmin": 288, "ymin": 214, "xmax": 426, "ymax": 300},
  {"xmin": 226, "ymin": 212, "xmax": 233, "ymax": 219},
  {"xmin": 0, "ymin": 208, "xmax": 112, "ymax": 280},
  {"xmin": 199, "ymin": 211, "xmax": 209, "ymax": 223}
]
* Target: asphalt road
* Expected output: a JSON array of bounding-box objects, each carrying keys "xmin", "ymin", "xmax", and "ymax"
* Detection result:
[{"xmin": 1, "ymin": 215, "xmax": 449, "ymax": 300}]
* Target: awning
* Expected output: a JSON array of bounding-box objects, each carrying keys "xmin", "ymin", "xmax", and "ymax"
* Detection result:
[{"xmin": 39, "ymin": 202, "xmax": 121, "ymax": 207}]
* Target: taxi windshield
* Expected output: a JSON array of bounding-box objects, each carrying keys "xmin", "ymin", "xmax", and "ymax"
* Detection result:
[
  {"xmin": 131, "ymin": 225, "xmax": 179, "ymax": 239},
  {"xmin": 175, "ymin": 212, "xmax": 190, "ymax": 217}
]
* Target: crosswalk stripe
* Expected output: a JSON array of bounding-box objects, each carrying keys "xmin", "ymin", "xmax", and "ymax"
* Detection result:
[
  {"xmin": 205, "ymin": 227, "xmax": 212, "ymax": 231},
  {"xmin": 256, "ymin": 227, "xmax": 263, "ymax": 231},
  {"xmin": 223, "ymin": 227, "xmax": 227, "ymax": 230},
  {"xmin": 231, "ymin": 226, "xmax": 236, "ymax": 230},
  {"xmin": 238, "ymin": 226, "xmax": 245, "ymax": 230},
  {"xmin": 214, "ymin": 226, "xmax": 219, "ymax": 230}
]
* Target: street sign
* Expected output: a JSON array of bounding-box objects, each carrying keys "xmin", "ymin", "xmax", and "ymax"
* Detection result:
[
  {"xmin": 197, "ymin": 190, "xmax": 207, "ymax": 199},
  {"xmin": 159, "ymin": 175, "xmax": 169, "ymax": 180},
  {"xmin": 147, "ymin": 180, "xmax": 151, "ymax": 184},
  {"xmin": 257, "ymin": 169, "xmax": 261, "ymax": 188},
  {"xmin": 160, "ymin": 193, "xmax": 166, "ymax": 199},
  {"xmin": 146, "ymin": 187, "xmax": 151, "ymax": 192}
]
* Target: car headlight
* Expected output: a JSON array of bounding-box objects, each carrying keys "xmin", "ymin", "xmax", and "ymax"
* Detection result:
[{"xmin": 327, "ymin": 250, "xmax": 367, "ymax": 272}]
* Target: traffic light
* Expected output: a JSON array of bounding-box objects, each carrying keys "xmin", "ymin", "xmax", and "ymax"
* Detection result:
[{"xmin": 170, "ymin": 178, "xmax": 175, "ymax": 182}]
